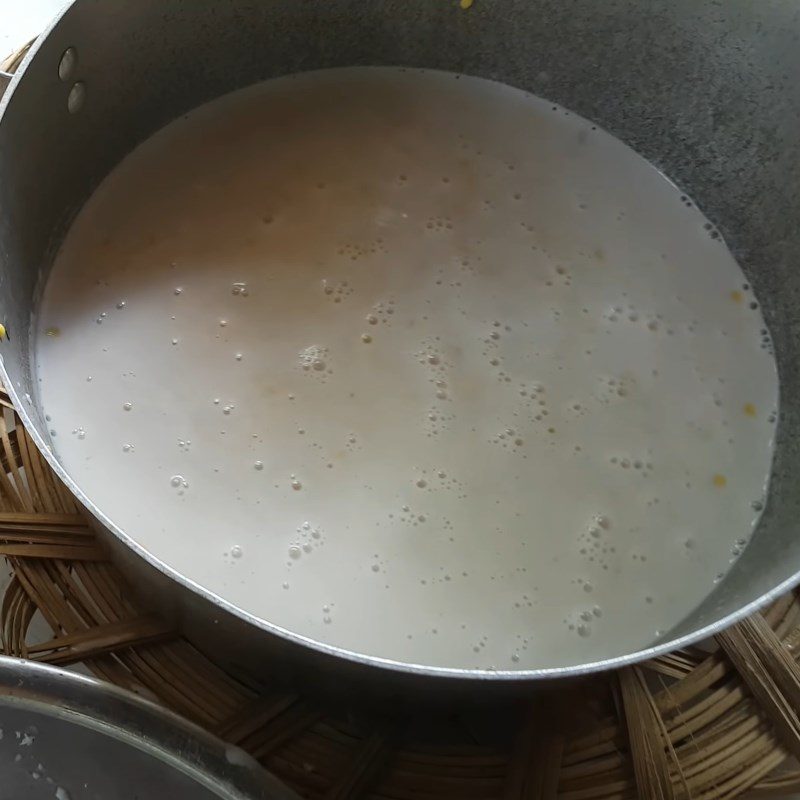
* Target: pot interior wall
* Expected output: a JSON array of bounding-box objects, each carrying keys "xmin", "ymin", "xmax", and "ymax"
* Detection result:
[{"xmin": 1, "ymin": 0, "xmax": 799, "ymax": 657}]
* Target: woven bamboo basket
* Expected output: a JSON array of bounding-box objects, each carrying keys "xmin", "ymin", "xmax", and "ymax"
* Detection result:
[{"xmin": 3, "ymin": 44, "xmax": 800, "ymax": 800}]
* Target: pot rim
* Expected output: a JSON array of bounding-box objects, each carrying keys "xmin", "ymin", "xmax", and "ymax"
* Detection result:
[{"xmin": 0, "ymin": 653, "xmax": 297, "ymax": 799}]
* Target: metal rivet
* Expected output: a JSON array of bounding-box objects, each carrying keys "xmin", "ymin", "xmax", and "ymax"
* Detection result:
[
  {"xmin": 67, "ymin": 81, "xmax": 86, "ymax": 114},
  {"xmin": 58, "ymin": 47, "xmax": 78, "ymax": 82}
]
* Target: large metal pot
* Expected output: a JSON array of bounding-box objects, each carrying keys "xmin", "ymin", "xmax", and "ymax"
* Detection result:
[
  {"xmin": 0, "ymin": 655, "xmax": 296, "ymax": 799},
  {"xmin": 0, "ymin": 0, "xmax": 799, "ymax": 689}
]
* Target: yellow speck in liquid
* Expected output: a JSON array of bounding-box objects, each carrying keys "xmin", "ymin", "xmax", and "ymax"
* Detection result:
[
  {"xmin": 713, "ymin": 474, "xmax": 727, "ymax": 489},
  {"xmin": 743, "ymin": 402, "xmax": 757, "ymax": 417},
  {"xmin": 459, "ymin": 0, "xmax": 474, "ymax": 8},
  {"xmin": 45, "ymin": 326, "xmax": 60, "ymax": 337},
  {"xmin": 0, "ymin": 323, "xmax": 5, "ymax": 340},
  {"xmin": 730, "ymin": 290, "xmax": 743, "ymax": 304}
]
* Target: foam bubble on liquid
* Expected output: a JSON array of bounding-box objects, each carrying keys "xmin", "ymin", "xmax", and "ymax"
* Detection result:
[
  {"xmin": 169, "ymin": 475, "xmax": 189, "ymax": 496},
  {"xmin": 298, "ymin": 345, "xmax": 328, "ymax": 374}
]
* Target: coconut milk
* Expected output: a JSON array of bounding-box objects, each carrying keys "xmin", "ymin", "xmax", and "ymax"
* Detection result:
[{"xmin": 35, "ymin": 68, "xmax": 778, "ymax": 670}]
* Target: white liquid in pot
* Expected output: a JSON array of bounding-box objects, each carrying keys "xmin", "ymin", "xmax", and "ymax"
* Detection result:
[{"xmin": 35, "ymin": 68, "xmax": 778, "ymax": 670}]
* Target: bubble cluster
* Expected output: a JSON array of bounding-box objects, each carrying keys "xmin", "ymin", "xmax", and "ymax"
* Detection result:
[
  {"xmin": 336, "ymin": 238, "xmax": 386, "ymax": 261},
  {"xmin": 425, "ymin": 215, "xmax": 454, "ymax": 232},
  {"xmin": 603, "ymin": 302, "xmax": 651, "ymax": 327},
  {"xmin": 731, "ymin": 536, "xmax": 748, "ymax": 558},
  {"xmin": 424, "ymin": 405, "xmax": 455, "ymax": 437},
  {"xmin": 298, "ymin": 344, "xmax": 329, "ymax": 378},
  {"xmin": 575, "ymin": 514, "xmax": 618, "ymax": 572},
  {"xmin": 366, "ymin": 299, "xmax": 396, "ymax": 328},
  {"xmin": 284, "ymin": 521, "xmax": 325, "ymax": 566},
  {"xmin": 595, "ymin": 375, "xmax": 631, "ymax": 404},
  {"xmin": 608, "ymin": 454, "xmax": 653, "ymax": 477},
  {"xmin": 321, "ymin": 278, "xmax": 354, "ymax": 303}
]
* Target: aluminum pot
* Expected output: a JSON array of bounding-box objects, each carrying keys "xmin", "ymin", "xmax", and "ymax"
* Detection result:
[
  {"xmin": 0, "ymin": 0, "xmax": 799, "ymax": 692},
  {"xmin": 0, "ymin": 654, "xmax": 296, "ymax": 799}
]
